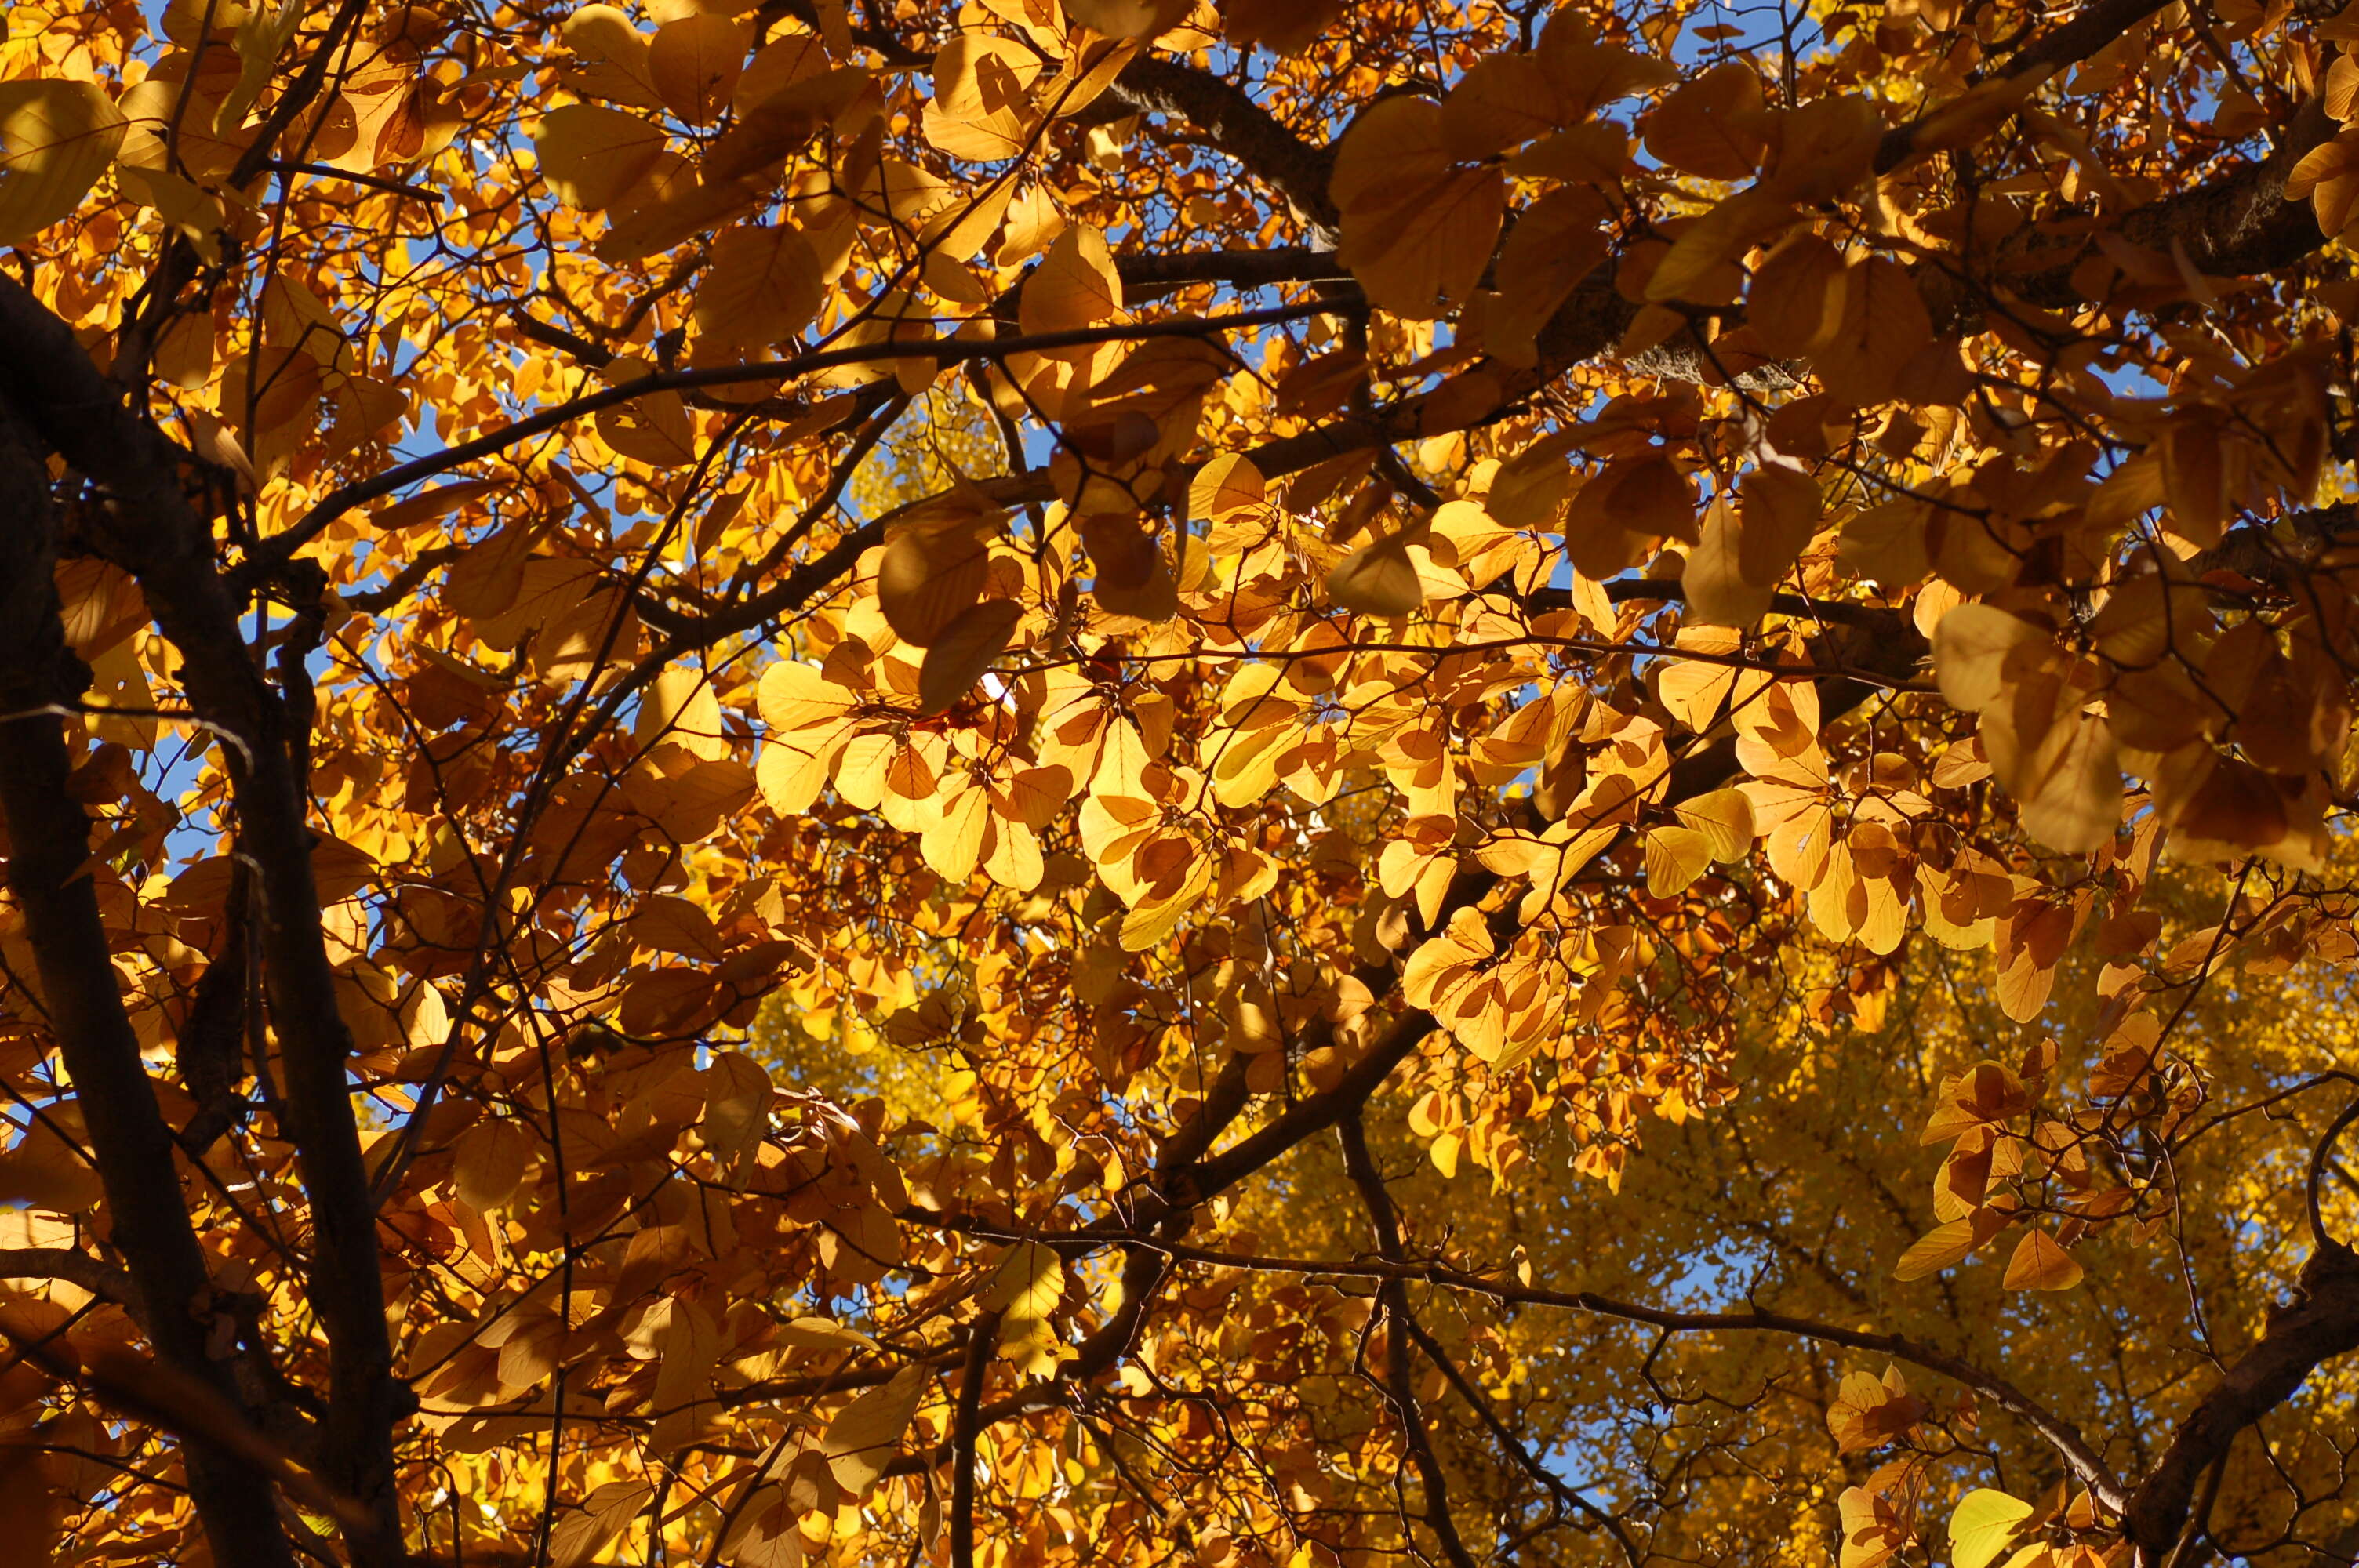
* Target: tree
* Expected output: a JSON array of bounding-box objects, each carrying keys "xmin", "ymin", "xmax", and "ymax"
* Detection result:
[{"xmin": 0, "ymin": 0, "xmax": 2357, "ymax": 1563}]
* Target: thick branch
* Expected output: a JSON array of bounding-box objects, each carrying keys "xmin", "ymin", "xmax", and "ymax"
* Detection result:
[
  {"xmin": 1876, "ymin": 0, "xmax": 2179, "ymax": 172},
  {"xmin": 1109, "ymin": 56, "xmax": 1340, "ymax": 241},
  {"xmin": 950, "ymin": 1309, "xmax": 1000, "ymax": 1568},
  {"xmin": 1979, "ymin": 96, "xmax": 2337, "ymax": 322},
  {"xmin": 0, "ymin": 405, "xmax": 297, "ymax": 1568},
  {"xmin": 2124, "ymin": 1247, "xmax": 2359, "ymax": 1564},
  {"xmin": 0, "ymin": 1247, "xmax": 135, "ymax": 1306},
  {"xmin": 0, "ymin": 273, "xmax": 405, "ymax": 1559}
]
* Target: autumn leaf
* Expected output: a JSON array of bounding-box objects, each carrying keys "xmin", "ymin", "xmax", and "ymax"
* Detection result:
[
  {"xmin": 918, "ymin": 597, "xmax": 1024, "ymax": 714},
  {"xmin": 649, "ymin": 14, "xmax": 748, "ymax": 126},
  {"xmin": 548, "ymin": 1480, "xmax": 654, "ymax": 1568},
  {"xmin": 1332, "ymin": 96, "xmax": 1506, "ymax": 319},
  {"xmin": 1681, "ymin": 497, "xmax": 1770, "ymax": 626},
  {"xmin": 1839, "ymin": 1486, "xmax": 1912, "ymax": 1568},
  {"xmin": 878, "ymin": 517, "xmax": 993, "ymax": 645},
  {"xmin": 534, "ymin": 102, "xmax": 671, "ymax": 209},
  {"xmin": 1827, "ymin": 1365, "xmax": 1927, "ymax": 1454},
  {"xmin": 693, "ymin": 223, "xmax": 824, "ymax": 349},
  {"xmin": 1327, "ymin": 530, "xmax": 1427, "ymax": 615},
  {"xmin": 1934, "ymin": 603, "xmax": 2048, "ymax": 712},
  {"xmin": 981, "ymin": 1239, "xmax": 1070, "ymax": 1374},
  {"xmin": 824, "ymin": 1366, "xmax": 926, "ymax": 1498},
  {"xmin": 1950, "ymin": 1490, "xmax": 2037, "ymax": 1568},
  {"xmin": 2001, "ymin": 1229, "xmax": 2085, "ymax": 1292},
  {"xmin": 0, "ymin": 81, "xmax": 128, "ymax": 244},
  {"xmin": 3, "ymin": 7, "xmax": 2356, "ymax": 1565},
  {"xmin": 1644, "ymin": 60, "xmax": 1767, "ymax": 179}
]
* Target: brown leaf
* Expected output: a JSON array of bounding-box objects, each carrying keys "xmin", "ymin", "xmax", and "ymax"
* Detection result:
[
  {"xmin": 1327, "ymin": 531, "xmax": 1427, "ymax": 615},
  {"xmin": 918, "ymin": 597, "xmax": 1024, "ymax": 714}
]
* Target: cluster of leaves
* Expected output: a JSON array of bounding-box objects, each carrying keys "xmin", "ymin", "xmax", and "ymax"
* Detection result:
[{"xmin": 5, "ymin": 0, "xmax": 2359, "ymax": 1566}]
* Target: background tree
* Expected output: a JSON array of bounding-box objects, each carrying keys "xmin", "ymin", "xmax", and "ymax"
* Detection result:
[{"xmin": 1, "ymin": 0, "xmax": 2357, "ymax": 1565}]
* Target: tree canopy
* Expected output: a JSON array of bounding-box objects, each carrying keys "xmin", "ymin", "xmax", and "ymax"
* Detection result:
[{"xmin": 3, "ymin": 0, "xmax": 2359, "ymax": 1565}]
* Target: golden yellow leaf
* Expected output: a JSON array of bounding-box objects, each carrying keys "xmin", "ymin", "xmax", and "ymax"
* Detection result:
[
  {"xmin": 1644, "ymin": 826, "xmax": 1715, "ymax": 898},
  {"xmin": 932, "ymin": 34, "xmax": 1043, "ymax": 120},
  {"xmin": 707, "ymin": 62, "xmax": 870, "ymax": 181},
  {"xmin": 980, "ymin": 1239, "xmax": 1069, "ymax": 1374},
  {"xmin": 1331, "ymin": 96, "xmax": 1506, "ymax": 320},
  {"xmin": 1643, "ymin": 61, "xmax": 1767, "ymax": 179},
  {"xmin": 1932, "ymin": 602, "xmax": 2047, "ymax": 713},
  {"xmin": 1812, "ymin": 257, "xmax": 1932, "ymax": 407},
  {"xmin": 1674, "ymin": 787, "xmax": 1756, "ymax": 862},
  {"xmin": 1656, "ymin": 630, "xmax": 1764, "ymax": 733},
  {"xmin": 1761, "ymin": 93, "xmax": 1881, "ymax": 205},
  {"xmin": 732, "ymin": 31, "xmax": 828, "ymax": 116},
  {"xmin": 1892, "ymin": 1217, "xmax": 1982, "ymax": 1280},
  {"xmin": 634, "ymin": 667, "xmax": 729, "ymax": 760},
  {"xmin": 758, "ymin": 658, "xmax": 860, "ymax": 733},
  {"xmin": 1950, "ymin": 1490, "xmax": 2037, "ymax": 1568},
  {"xmin": 595, "ymin": 377, "xmax": 700, "ymax": 468},
  {"xmin": 2290, "ymin": 129, "xmax": 2359, "ymax": 238},
  {"xmin": 1440, "ymin": 53, "xmax": 1576, "ymax": 158},
  {"xmin": 823, "ymin": 1365, "xmax": 926, "ymax": 1498},
  {"xmin": 693, "ymin": 223, "xmax": 823, "ymax": 349},
  {"xmin": 597, "ymin": 172, "xmax": 763, "ymax": 263},
  {"xmin": 0, "ymin": 80, "xmax": 127, "ymax": 244},
  {"xmin": 1747, "ymin": 232, "xmax": 1849, "ymax": 358},
  {"xmin": 648, "ymin": 13, "xmax": 748, "ymax": 125},
  {"xmin": 1189, "ymin": 453, "xmax": 1265, "ymax": 519},
  {"xmin": 117, "ymin": 165, "xmax": 226, "ymax": 261},
  {"xmin": 1681, "ymin": 496, "xmax": 1771, "ymax": 627},
  {"xmin": 1532, "ymin": 18, "xmax": 1677, "ymax": 121},
  {"xmin": 2001, "ymin": 1227, "xmax": 2085, "ymax": 1291},
  {"xmin": 1020, "ymin": 223, "xmax": 1125, "ymax": 337},
  {"xmin": 2008, "ymin": 706, "xmax": 2121, "ymax": 855},
  {"xmin": 1064, "ymin": 0, "xmax": 1192, "ymax": 40},
  {"xmin": 1827, "ymin": 1365, "xmax": 1926, "ymax": 1454},
  {"xmin": 451, "ymin": 1118, "xmax": 536, "ymax": 1213},
  {"xmin": 921, "ymin": 785, "xmax": 990, "ymax": 880},
  {"xmin": 1648, "ymin": 188, "xmax": 1791, "ymax": 305},
  {"xmin": 878, "ymin": 518, "xmax": 992, "ymax": 645},
  {"xmin": 1223, "ymin": 0, "xmax": 1343, "ymax": 51},
  {"xmin": 1488, "ymin": 187, "xmax": 1612, "ymax": 368},
  {"xmin": 549, "ymin": 1480, "xmax": 656, "ymax": 1568},
  {"xmin": 561, "ymin": 5, "xmax": 667, "ymax": 111},
  {"xmin": 918, "ymin": 175, "xmax": 1016, "ymax": 263},
  {"xmin": 1736, "ymin": 463, "xmax": 1821, "ymax": 586},
  {"xmin": 1901, "ymin": 76, "xmax": 2039, "ymax": 164},
  {"xmin": 534, "ymin": 103, "xmax": 670, "ymax": 209},
  {"xmin": 1838, "ymin": 1486, "xmax": 1911, "ymax": 1568}
]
